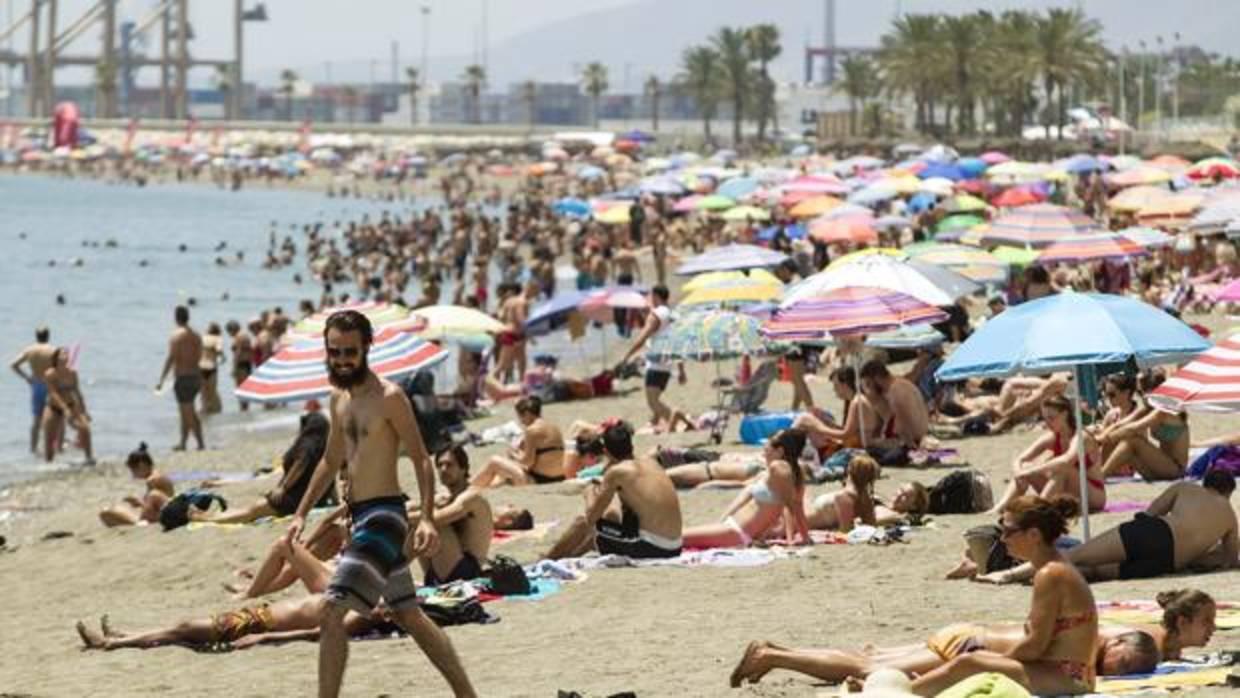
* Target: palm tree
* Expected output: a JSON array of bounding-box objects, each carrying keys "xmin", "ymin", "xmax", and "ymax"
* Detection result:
[
  {"xmin": 712, "ymin": 26, "xmax": 751, "ymax": 145},
  {"xmin": 95, "ymin": 60, "xmax": 118, "ymax": 119},
  {"xmin": 404, "ymin": 66, "xmax": 421, "ymax": 126},
  {"xmin": 213, "ymin": 64, "xmax": 233, "ymax": 120},
  {"xmin": 279, "ymin": 69, "xmax": 298, "ymax": 121},
  {"xmin": 746, "ymin": 23, "xmax": 782, "ymax": 141},
  {"xmin": 521, "ymin": 80, "xmax": 538, "ymax": 128},
  {"xmin": 581, "ymin": 62, "xmax": 609, "ymax": 128},
  {"xmin": 1031, "ymin": 8, "xmax": 1107, "ymax": 139},
  {"xmin": 877, "ymin": 14, "xmax": 946, "ymax": 134},
  {"xmin": 978, "ymin": 10, "xmax": 1040, "ymax": 137},
  {"xmin": 462, "ymin": 64, "xmax": 486, "ymax": 124},
  {"xmin": 678, "ymin": 45, "xmax": 723, "ymax": 142},
  {"xmin": 644, "ymin": 75, "xmax": 662, "ymax": 132},
  {"xmin": 837, "ymin": 55, "xmax": 880, "ymax": 136},
  {"xmin": 942, "ymin": 14, "xmax": 983, "ymax": 135}
]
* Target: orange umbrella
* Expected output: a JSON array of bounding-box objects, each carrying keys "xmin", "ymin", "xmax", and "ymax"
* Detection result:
[
  {"xmin": 809, "ymin": 215, "xmax": 878, "ymax": 244},
  {"xmin": 789, "ymin": 195, "xmax": 843, "ymax": 219}
]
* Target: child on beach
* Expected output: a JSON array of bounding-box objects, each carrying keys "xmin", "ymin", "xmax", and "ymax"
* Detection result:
[{"xmin": 98, "ymin": 443, "xmax": 174, "ymax": 527}]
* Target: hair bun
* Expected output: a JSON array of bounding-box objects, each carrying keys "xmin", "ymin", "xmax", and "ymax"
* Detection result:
[
  {"xmin": 138, "ymin": 442, "xmax": 148, "ymax": 452},
  {"xmin": 1156, "ymin": 590, "xmax": 1182, "ymax": 608}
]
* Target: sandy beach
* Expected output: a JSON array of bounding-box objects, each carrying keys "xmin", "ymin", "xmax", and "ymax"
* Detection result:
[{"xmin": 3, "ymin": 313, "xmax": 1239, "ymax": 697}]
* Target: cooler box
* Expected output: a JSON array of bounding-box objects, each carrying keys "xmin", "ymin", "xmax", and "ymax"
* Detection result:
[{"xmin": 739, "ymin": 412, "xmax": 796, "ymax": 445}]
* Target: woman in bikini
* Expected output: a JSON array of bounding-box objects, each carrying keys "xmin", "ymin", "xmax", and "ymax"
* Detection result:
[
  {"xmin": 98, "ymin": 443, "xmax": 174, "ymax": 527},
  {"xmin": 792, "ymin": 367, "xmax": 883, "ymax": 455},
  {"xmin": 907, "ymin": 495, "xmax": 1100, "ymax": 695},
  {"xmin": 804, "ymin": 456, "xmax": 929, "ymax": 531},
  {"xmin": 1099, "ymin": 374, "xmax": 1189, "ymax": 481},
  {"xmin": 1087, "ymin": 374, "xmax": 1147, "ymax": 468},
  {"xmin": 41, "ymin": 346, "xmax": 93, "ymax": 465},
  {"xmin": 681, "ymin": 428, "xmax": 812, "ymax": 548},
  {"xmin": 1098, "ymin": 589, "xmax": 1217, "ymax": 663},
  {"xmin": 991, "ymin": 396, "xmax": 1106, "ymax": 514},
  {"xmin": 471, "ymin": 396, "xmax": 567, "ymax": 487}
]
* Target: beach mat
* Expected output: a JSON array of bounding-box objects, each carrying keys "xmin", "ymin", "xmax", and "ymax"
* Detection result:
[
  {"xmin": 553, "ymin": 546, "xmax": 810, "ymax": 571},
  {"xmin": 169, "ymin": 470, "xmax": 259, "ymax": 483},
  {"xmin": 1093, "ymin": 661, "xmax": 1233, "ymax": 695},
  {"xmin": 1101, "ymin": 500, "xmax": 1147, "ymax": 514},
  {"xmin": 1098, "ymin": 600, "xmax": 1240, "ymax": 630},
  {"xmin": 493, "ymin": 519, "xmax": 559, "ymax": 546}
]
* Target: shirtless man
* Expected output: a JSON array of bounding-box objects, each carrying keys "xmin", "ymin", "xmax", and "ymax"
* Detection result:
[
  {"xmin": 415, "ymin": 446, "xmax": 493, "ymax": 585},
  {"xmin": 493, "ymin": 282, "xmax": 530, "ymax": 383},
  {"xmin": 983, "ymin": 470, "xmax": 1238, "ymax": 584},
  {"xmin": 287, "ymin": 309, "xmax": 475, "ymax": 698},
  {"xmin": 156, "ymin": 306, "xmax": 205, "ymax": 451},
  {"xmin": 471, "ymin": 396, "xmax": 567, "ymax": 487},
  {"xmin": 226, "ymin": 320, "xmax": 254, "ymax": 411},
  {"xmin": 545, "ymin": 420, "xmax": 683, "ymax": 560},
  {"xmin": 860, "ymin": 359, "xmax": 928, "ymax": 462},
  {"xmin": 10, "ymin": 326, "xmax": 55, "ymax": 453}
]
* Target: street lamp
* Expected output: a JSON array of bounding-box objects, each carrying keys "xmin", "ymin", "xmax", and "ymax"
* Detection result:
[{"xmin": 233, "ymin": 2, "xmax": 268, "ymax": 120}]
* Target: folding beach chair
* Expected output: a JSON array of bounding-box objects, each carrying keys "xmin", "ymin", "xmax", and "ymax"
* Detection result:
[{"xmin": 707, "ymin": 359, "xmax": 778, "ymax": 443}]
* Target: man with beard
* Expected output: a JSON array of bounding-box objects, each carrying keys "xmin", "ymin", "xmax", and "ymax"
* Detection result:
[
  {"xmin": 860, "ymin": 358, "xmax": 928, "ymax": 466},
  {"xmin": 288, "ymin": 310, "xmax": 476, "ymax": 698}
]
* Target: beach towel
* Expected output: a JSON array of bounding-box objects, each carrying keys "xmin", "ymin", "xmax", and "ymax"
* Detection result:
[
  {"xmin": 1187, "ymin": 445, "xmax": 1240, "ymax": 479},
  {"xmin": 552, "ymin": 546, "xmax": 811, "ymax": 571},
  {"xmin": 169, "ymin": 470, "xmax": 259, "ymax": 483},
  {"xmin": 1104, "ymin": 474, "xmax": 1147, "ymax": 485},
  {"xmin": 1098, "ymin": 600, "xmax": 1240, "ymax": 630},
  {"xmin": 1092, "ymin": 659, "xmax": 1234, "ymax": 695},
  {"xmin": 492, "ymin": 519, "xmax": 559, "ymax": 546},
  {"xmin": 477, "ymin": 577, "xmax": 563, "ymax": 603},
  {"xmin": 1101, "ymin": 500, "xmax": 1147, "ymax": 514},
  {"xmin": 476, "ymin": 420, "xmax": 523, "ymax": 446}
]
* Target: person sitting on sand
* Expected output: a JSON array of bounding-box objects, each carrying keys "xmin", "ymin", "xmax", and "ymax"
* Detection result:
[
  {"xmin": 544, "ymin": 420, "xmax": 683, "ymax": 559},
  {"xmin": 42, "ymin": 346, "xmax": 93, "ymax": 464},
  {"xmin": 99, "ymin": 443, "xmax": 174, "ymax": 527},
  {"xmin": 805, "ymin": 455, "xmax": 927, "ymax": 531},
  {"xmin": 860, "ymin": 359, "xmax": 928, "ymax": 464},
  {"xmin": 1098, "ymin": 373, "xmax": 1189, "ymax": 481},
  {"xmin": 1086, "ymin": 374, "xmax": 1147, "ymax": 467},
  {"xmin": 191, "ymin": 412, "xmax": 338, "ymax": 524},
  {"xmin": 906, "ymin": 495, "xmax": 1100, "ymax": 695},
  {"xmin": 980, "ymin": 471, "xmax": 1238, "ymax": 584},
  {"xmin": 409, "ymin": 446, "xmax": 493, "ymax": 586},
  {"xmin": 729, "ymin": 622, "xmax": 1157, "ymax": 688},
  {"xmin": 680, "ymin": 429, "xmax": 812, "ymax": 548},
  {"xmin": 470, "ymin": 396, "xmax": 567, "ymax": 487},
  {"xmin": 991, "ymin": 396, "xmax": 1106, "ymax": 515},
  {"xmin": 793, "ymin": 367, "xmax": 883, "ymax": 454}
]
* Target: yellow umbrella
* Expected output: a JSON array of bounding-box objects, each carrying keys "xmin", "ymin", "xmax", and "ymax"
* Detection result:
[
  {"xmin": 682, "ymin": 269, "xmax": 783, "ymax": 292},
  {"xmin": 871, "ymin": 175, "xmax": 922, "ymax": 194},
  {"xmin": 595, "ymin": 205, "xmax": 631, "ymax": 224},
  {"xmin": 410, "ymin": 305, "xmax": 506, "ymax": 344},
  {"xmin": 826, "ymin": 247, "xmax": 906, "ymax": 269},
  {"xmin": 1109, "ymin": 185, "xmax": 1171, "ymax": 213},
  {"xmin": 1136, "ymin": 193, "xmax": 1204, "ymax": 227},
  {"xmin": 789, "ymin": 195, "xmax": 843, "ymax": 219},
  {"xmin": 680, "ymin": 280, "xmax": 782, "ymax": 307},
  {"xmin": 720, "ymin": 205, "xmax": 771, "ymax": 222}
]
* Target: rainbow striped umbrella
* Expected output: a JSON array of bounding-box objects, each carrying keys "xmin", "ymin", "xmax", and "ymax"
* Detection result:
[
  {"xmin": 1037, "ymin": 233, "xmax": 1150, "ymax": 264},
  {"xmin": 236, "ymin": 328, "xmax": 449, "ymax": 404},
  {"xmin": 1146, "ymin": 333, "xmax": 1239, "ymax": 413},
  {"xmin": 647, "ymin": 310, "xmax": 785, "ymax": 362},
  {"xmin": 291, "ymin": 301, "xmax": 421, "ymax": 339},
  {"xmin": 979, "ymin": 203, "xmax": 1101, "ymax": 248},
  {"xmin": 763, "ymin": 286, "xmax": 949, "ymax": 341}
]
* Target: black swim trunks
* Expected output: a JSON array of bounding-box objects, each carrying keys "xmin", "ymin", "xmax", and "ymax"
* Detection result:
[
  {"xmin": 173, "ymin": 374, "xmax": 203, "ymax": 404},
  {"xmin": 529, "ymin": 470, "xmax": 566, "ymax": 485},
  {"xmin": 1118, "ymin": 512, "xmax": 1176, "ymax": 579},
  {"xmin": 423, "ymin": 551, "xmax": 484, "ymax": 587},
  {"xmin": 644, "ymin": 369, "xmax": 671, "ymax": 391},
  {"xmin": 595, "ymin": 503, "xmax": 681, "ymax": 559}
]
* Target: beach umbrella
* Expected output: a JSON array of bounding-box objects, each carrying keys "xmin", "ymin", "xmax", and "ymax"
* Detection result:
[
  {"xmin": 789, "ymin": 195, "xmax": 843, "ymax": 219},
  {"xmin": 1187, "ymin": 157, "xmax": 1240, "ymax": 181},
  {"xmin": 1109, "ymin": 185, "xmax": 1173, "ymax": 214},
  {"xmin": 991, "ymin": 246, "xmax": 1041, "ymax": 268},
  {"xmin": 918, "ymin": 177, "xmax": 957, "ymax": 197},
  {"xmin": 875, "ymin": 214, "xmax": 912, "ymax": 231},
  {"xmin": 646, "ymin": 311, "xmax": 786, "ymax": 374},
  {"xmin": 782, "ymin": 255, "xmax": 978, "ymax": 307},
  {"xmin": 720, "ymin": 205, "xmax": 771, "ymax": 222},
  {"xmin": 694, "ymin": 194, "xmax": 736, "ymax": 211},
  {"xmin": 936, "ymin": 292, "xmax": 1210, "ymax": 537},
  {"xmin": 991, "ymin": 187, "xmax": 1045, "ymax": 208},
  {"xmin": 935, "ymin": 213, "xmax": 987, "ymax": 234},
  {"xmin": 917, "ymin": 162, "xmax": 966, "ymax": 181},
  {"xmin": 672, "ymin": 195, "xmax": 704, "ymax": 213},
  {"xmin": 553, "ymin": 197, "xmax": 592, "ymax": 218},
  {"xmin": 675, "ymin": 243, "xmax": 789, "ymax": 276},
  {"xmin": 291, "ymin": 301, "xmax": 420, "ymax": 339},
  {"xmin": 1062, "ymin": 154, "xmax": 1108, "ymax": 174},
  {"xmin": 595, "ymin": 205, "xmax": 631, "ymax": 224},
  {"xmin": 765, "ymin": 286, "xmax": 948, "ymax": 342},
  {"xmin": 680, "ymin": 278, "xmax": 783, "ymax": 308},
  {"xmin": 524, "ymin": 286, "xmax": 649, "ymax": 336},
  {"xmin": 1107, "ymin": 166, "xmax": 1172, "ymax": 188},
  {"xmin": 755, "ymin": 222, "xmax": 808, "ymax": 242},
  {"xmin": 236, "ymin": 329, "xmax": 448, "ymax": 405},
  {"xmin": 848, "ymin": 185, "xmax": 900, "ymax": 207},
  {"xmin": 809, "ymin": 215, "xmax": 879, "ymax": 245},
  {"xmin": 1037, "ymin": 233, "xmax": 1150, "ymax": 265},
  {"xmin": 639, "ymin": 175, "xmax": 687, "ymax": 196},
  {"xmin": 1135, "ymin": 193, "xmax": 1204, "ymax": 228},
  {"xmin": 986, "ymin": 161, "xmax": 1047, "ymax": 184},
  {"xmin": 956, "ymin": 157, "xmax": 989, "ymax": 179},
  {"xmin": 1147, "ymin": 333, "xmax": 1240, "ymax": 413},
  {"xmin": 622, "ymin": 128, "xmax": 655, "ymax": 143},
  {"xmin": 980, "ymin": 151, "xmax": 1011, "ymax": 165},
  {"xmin": 826, "ymin": 247, "xmax": 907, "ymax": 269},
  {"xmin": 945, "ymin": 194, "xmax": 990, "ymax": 214},
  {"xmin": 409, "ymin": 305, "xmax": 506, "ymax": 349},
  {"xmin": 1187, "ymin": 200, "xmax": 1240, "ymax": 235},
  {"xmin": 781, "ymin": 174, "xmax": 849, "ymax": 195},
  {"xmin": 716, "ymin": 177, "xmax": 761, "ymax": 200},
  {"xmin": 980, "ymin": 203, "xmax": 1101, "ymax": 248},
  {"xmin": 869, "ymin": 175, "xmax": 921, "ymax": 195},
  {"xmin": 682, "ymin": 269, "xmax": 783, "ymax": 292},
  {"xmin": 904, "ymin": 242, "xmax": 1008, "ymax": 284},
  {"xmin": 1116, "ymin": 226, "xmax": 1174, "ymax": 249},
  {"xmin": 576, "ymin": 165, "xmax": 607, "ymax": 180},
  {"xmin": 801, "ymin": 324, "xmax": 946, "ymax": 350}
]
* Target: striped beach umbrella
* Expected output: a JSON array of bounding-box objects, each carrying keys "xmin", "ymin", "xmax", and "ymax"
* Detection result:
[
  {"xmin": 1135, "ymin": 193, "xmax": 1204, "ymax": 229},
  {"xmin": 784, "ymin": 254, "xmax": 978, "ymax": 307},
  {"xmin": 680, "ymin": 278, "xmax": 782, "ymax": 308},
  {"xmin": 291, "ymin": 301, "xmax": 420, "ymax": 339},
  {"xmin": 904, "ymin": 242, "xmax": 1009, "ymax": 284},
  {"xmin": 979, "ymin": 204, "xmax": 1101, "ymax": 248},
  {"xmin": 682, "ymin": 269, "xmax": 783, "ymax": 292},
  {"xmin": 1116, "ymin": 226, "xmax": 1174, "ymax": 249},
  {"xmin": 1187, "ymin": 157, "xmax": 1240, "ymax": 181},
  {"xmin": 647, "ymin": 310, "xmax": 785, "ymax": 362},
  {"xmin": 1147, "ymin": 334, "xmax": 1239, "ymax": 413},
  {"xmin": 1037, "ymin": 233, "xmax": 1150, "ymax": 264},
  {"xmin": 763, "ymin": 286, "xmax": 949, "ymax": 341},
  {"xmin": 236, "ymin": 328, "xmax": 449, "ymax": 404}
]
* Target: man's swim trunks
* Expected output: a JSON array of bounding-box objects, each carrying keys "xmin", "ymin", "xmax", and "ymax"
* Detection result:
[
  {"xmin": 325, "ymin": 496, "xmax": 419, "ymax": 614},
  {"xmin": 173, "ymin": 374, "xmax": 203, "ymax": 405}
]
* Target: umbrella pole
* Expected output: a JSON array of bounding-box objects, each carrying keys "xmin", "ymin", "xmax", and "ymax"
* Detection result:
[
  {"xmin": 1073, "ymin": 365, "xmax": 1091, "ymax": 541},
  {"xmin": 856, "ymin": 353, "xmax": 867, "ymax": 450}
]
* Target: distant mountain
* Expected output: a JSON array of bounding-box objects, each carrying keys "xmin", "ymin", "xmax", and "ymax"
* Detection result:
[{"xmin": 420, "ymin": 0, "xmax": 1240, "ymax": 90}]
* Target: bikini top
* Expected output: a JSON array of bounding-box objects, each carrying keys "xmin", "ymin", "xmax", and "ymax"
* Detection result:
[
  {"xmin": 1151, "ymin": 418, "xmax": 1187, "ymax": 443},
  {"xmin": 748, "ymin": 479, "xmax": 779, "ymax": 505},
  {"xmin": 1052, "ymin": 610, "xmax": 1096, "ymax": 635}
]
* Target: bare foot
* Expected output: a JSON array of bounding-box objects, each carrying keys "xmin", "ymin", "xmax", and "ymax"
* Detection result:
[
  {"xmin": 100, "ymin": 614, "xmax": 120, "ymax": 638},
  {"xmin": 944, "ymin": 559, "xmax": 978, "ymax": 580},
  {"xmin": 76, "ymin": 620, "xmax": 107, "ymax": 650},
  {"xmin": 845, "ymin": 675, "xmax": 866, "ymax": 692},
  {"xmin": 234, "ymin": 568, "xmax": 254, "ymax": 580},
  {"xmin": 729, "ymin": 640, "xmax": 771, "ymax": 688}
]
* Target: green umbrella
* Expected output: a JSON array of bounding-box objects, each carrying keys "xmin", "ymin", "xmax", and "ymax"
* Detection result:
[
  {"xmin": 992, "ymin": 245, "xmax": 1041, "ymax": 267},
  {"xmin": 695, "ymin": 194, "xmax": 737, "ymax": 211},
  {"xmin": 935, "ymin": 213, "xmax": 987, "ymax": 234}
]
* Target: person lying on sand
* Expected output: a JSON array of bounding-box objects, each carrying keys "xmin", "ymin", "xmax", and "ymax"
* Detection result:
[
  {"xmin": 471, "ymin": 396, "xmax": 567, "ymax": 487},
  {"xmin": 805, "ymin": 455, "xmax": 929, "ymax": 532},
  {"xmin": 990, "ymin": 396, "xmax": 1106, "ymax": 515},
  {"xmin": 937, "ymin": 373, "xmax": 1069, "ymax": 435},
  {"xmin": 729, "ymin": 622, "xmax": 1158, "ymax": 688},
  {"xmin": 544, "ymin": 420, "xmax": 683, "ymax": 560},
  {"xmin": 679, "ymin": 429, "xmax": 812, "ymax": 549},
  {"xmin": 979, "ymin": 471, "xmax": 1238, "ymax": 584},
  {"xmin": 191, "ymin": 412, "xmax": 338, "ymax": 524},
  {"xmin": 99, "ymin": 443, "xmax": 174, "ymax": 527}
]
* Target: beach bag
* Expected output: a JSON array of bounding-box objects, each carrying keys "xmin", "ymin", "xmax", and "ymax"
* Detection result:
[
  {"xmin": 159, "ymin": 490, "xmax": 228, "ymax": 531},
  {"xmin": 419, "ymin": 594, "xmax": 490, "ymax": 627},
  {"xmin": 928, "ymin": 469, "xmax": 992, "ymax": 514},
  {"xmin": 483, "ymin": 555, "xmax": 531, "ymax": 596},
  {"xmin": 1187, "ymin": 445, "xmax": 1240, "ymax": 479}
]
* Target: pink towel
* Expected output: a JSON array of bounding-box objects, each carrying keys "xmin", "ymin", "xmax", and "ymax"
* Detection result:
[{"xmin": 1102, "ymin": 500, "xmax": 1146, "ymax": 513}]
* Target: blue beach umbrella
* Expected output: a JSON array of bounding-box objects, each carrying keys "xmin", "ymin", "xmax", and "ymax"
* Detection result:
[
  {"xmin": 755, "ymin": 222, "xmax": 807, "ymax": 242},
  {"xmin": 907, "ymin": 191, "xmax": 939, "ymax": 213},
  {"xmin": 553, "ymin": 197, "xmax": 591, "ymax": 218},
  {"xmin": 716, "ymin": 177, "xmax": 760, "ymax": 200},
  {"xmin": 917, "ymin": 162, "xmax": 966, "ymax": 181},
  {"xmin": 956, "ymin": 157, "xmax": 989, "ymax": 178},
  {"xmin": 936, "ymin": 292, "xmax": 1210, "ymax": 538},
  {"xmin": 1063, "ymin": 154, "xmax": 1108, "ymax": 174}
]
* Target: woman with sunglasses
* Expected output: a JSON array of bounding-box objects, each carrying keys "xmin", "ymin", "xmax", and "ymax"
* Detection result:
[
  {"xmin": 1087, "ymin": 374, "xmax": 1147, "ymax": 468},
  {"xmin": 908, "ymin": 495, "xmax": 1099, "ymax": 695},
  {"xmin": 1098, "ymin": 372, "xmax": 1189, "ymax": 482},
  {"xmin": 991, "ymin": 396, "xmax": 1106, "ymax": 515}
]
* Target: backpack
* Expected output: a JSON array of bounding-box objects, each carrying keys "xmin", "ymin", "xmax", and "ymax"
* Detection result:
[
  {"xmin": 159, "ymin": 490, "xmax": 228, "ymax": 531},
  {"xmin": 483, "ymin": 554, "xmax": 531, "ymax": 596},
  {"xmin": 928, "ymin": 469, "xmax": 993, "ymax": 514}
]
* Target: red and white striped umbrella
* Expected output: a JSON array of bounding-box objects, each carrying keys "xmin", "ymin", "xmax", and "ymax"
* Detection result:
[
  {"xmin": 236, "ymin": 327, "xmax": 448, "ymax": 404},
  {"xmin": 1147, "ymin": 334, "xmax": 1235, "ymax": 413},
  {"xmin": 1037, "ymin": 233, "xmax": 1150, "ymax": 264}
]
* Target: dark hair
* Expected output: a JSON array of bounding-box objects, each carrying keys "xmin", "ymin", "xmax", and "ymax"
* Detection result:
[
  {"xmin": 575, "ymin": 433, "xmax": 605, "ymax": 457},
  {"xmin": 1005, "ymin": 494, "xmax": 1078, "ymax": 543},
  {"xmin": 860, "ymin": 359, "xmax": 890, "ymax": 381},
  {"xmin": 770, "ymin": 428, "xmax": 808, "ymax": 489},
  {"xmin": 324, "ymin": 309, "xmax": 373, "ymax": 346},
  {"xmin": 1157, "ymin": 589, "xmax": 1215, "ymax": 635},
  {"xmin": 440, "ymin": 445, "xmax": 470, "ymax": 474},
  {"xmin": 1139, "ymin": 368, "xmax": 1167, "ymax": 394},
  {"xmin": 1109, "ymin": 631, "xmax": 1162, "ymax": 675},
  {"xmin": 126, "ymin": 442, "xmax": 153, "ymax": 469},
  {"xmin": 1042, "ymin": 394, "xmax": 1076, "ymax": 430},
  {"xmin": 1104, "ymin": 373, "xmax": 1137, "ymax": 395},
  {"xmin": 901, "ymin": 481, "xmax": 930, "ymax": 515},
  {"xmin": 651, "ymin": 284, "xmax": 670, "ymax": 302},
  {"xmin": 830, "ymin": 366, "xmax": 858, "ymax": 393},
  {"xmin": 207, "ymin": 322, "xmax": 221, "ymax": 335},
  {"xmin": 515, "ymin": 395, "xmax": 542, "ymax": 417},
  {"xmin": 35, "ymin": 326, "xmax": 49, "ymax": 342},
  {"xmin": 174, "ymin": 305, "xmax": 189, "ymax": 324},
  {"xmin": 508, "ymin": 509, "xmax": 534, "ymax": 530},
  {"xmin": 1027, "ymin": 266, "xmax": 1051, "ymax": 284},
  {"xmin": 285, "ymin": 413, "xmax": 329, "ymax": 472},
  {"xmin": 601, "ymin": 420, "xmax": 635, "ymax": 460},
  {"xmin": 1203, "ymin": 468, "xmax": 1236, "ymax": 496}
]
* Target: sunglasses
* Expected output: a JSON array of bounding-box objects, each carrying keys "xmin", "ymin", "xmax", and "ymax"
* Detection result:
[
  {"xmin": 326, "ymin": 346, "xmax": 361, "ymax": 358},
  {"xmin": 998, "ymin": 520, "xmax": 1026, "ymax": 537}
]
